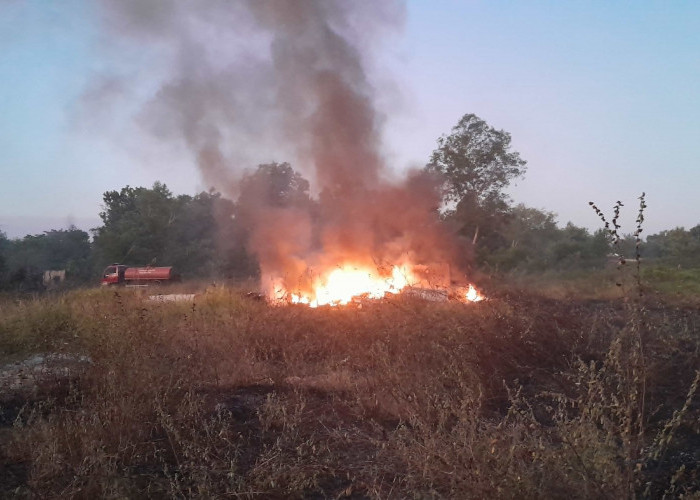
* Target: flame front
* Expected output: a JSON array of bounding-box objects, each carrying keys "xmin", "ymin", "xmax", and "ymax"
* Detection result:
[
  {"xmin": 278, "ymin": 264, "xmax": 414, "ymax": 308},
  {"xmin": 269, "ymin": 263, "xmax": 483, "ymax": 307}
]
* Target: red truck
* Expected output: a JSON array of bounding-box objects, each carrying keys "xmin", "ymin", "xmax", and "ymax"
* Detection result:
[{"xmin": 101, "ymin": 264, "xmax": 179, "ymax": 286}]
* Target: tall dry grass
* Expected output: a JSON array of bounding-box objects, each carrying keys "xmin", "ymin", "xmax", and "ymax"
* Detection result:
[{"xmin": 0, "ymin": 282, "xmax": 698, "ymax": 498}]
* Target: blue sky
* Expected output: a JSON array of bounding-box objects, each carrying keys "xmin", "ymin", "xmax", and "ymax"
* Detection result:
[{"xmin": 1, "ymin": 0, "xmax": 699, "ymax": 238}]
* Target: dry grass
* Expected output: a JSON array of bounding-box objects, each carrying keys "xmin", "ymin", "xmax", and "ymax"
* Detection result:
[{"xmin": 0, "ymin": 284, "xmax": 698, "ymax": 498}]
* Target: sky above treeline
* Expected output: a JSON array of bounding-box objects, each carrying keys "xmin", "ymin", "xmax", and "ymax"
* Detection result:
[{"xmin": 1, "ymin": 0, "xmax": 699, "ymax": 238}]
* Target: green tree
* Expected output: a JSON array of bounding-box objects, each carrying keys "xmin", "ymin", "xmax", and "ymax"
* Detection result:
[
  {"xmin": 499, "ymin": 204, "xmax": 559, "ymax": 249},
  {"xmin": 1, "ymin": 227, "xmax": 91, "ymax": 290},
  {"xmin": 426, "ymin": 113, "xmax": 527, "ymax": 206},
  {"xmin": 214, "ymin": 194, "xmax": 259, "ymax": 279},
  {"xmin": 549, "ymin": 223, "xmax": 608, "ymax": 268},
  {"xmin": 689, "ymin": 224, "xmax": 700, "ymax": 242},
  {"xmin": 426, "ymin": 114, "xmax": 527, "ymax": 250},
  {"xmin": 93, "ymin": 182, "xmax": 259, "ymax": 280},
  {"xmin": 0, "ymin": 231, "xmax": 9, "ymax": 287},
  {"xmin": 645, "ymin": 226, "xmax": 700, "ymax": 266},
  {"xmin": 161, "ymin": 191, "xmax": 249, "ymax": 279},
  {"xmin": 43, "ymin": 227, "xmax": 92, "ymax": 279},
  {"xmin": 449, "ymin": 192, "xmax": 511, "ymax": 254},
  {"xmin": 161, "ymin": 193, "xmax": 215, "ymax": 277},
  {"xmin": 483, "ymin": 205, "xmax": 609, "ymax": 273},
  {"xmin": 93, "ymin": 182, "xmax": 176, "ymax": 266}
]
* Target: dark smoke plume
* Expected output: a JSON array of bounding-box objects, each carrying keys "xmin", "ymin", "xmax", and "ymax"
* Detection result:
[{"xmin": 89, "ymin": 0, "xmax": 464, "ymax": 293}]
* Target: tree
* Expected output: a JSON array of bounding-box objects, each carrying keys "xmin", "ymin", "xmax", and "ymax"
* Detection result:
[
  {"xmin": 0, "ymin": 227, "xmax": 92, "ymax": 290},
  {"xmin": 426, "ymin": 113, "xmax": 527, "ymax": 207},
  {"xmin": 549, "ymin": 223, "xmax": 608, "ymax": 268},
  {"xmin": 232, "ymin": 162, "xmax": 316, "ymax": 279},
  {"xmin": 213, "ymin": 194, "xmax": 260, "ymax": 279},
  {"xmin": 480, "ymin": 205, "xmax": 609, "ymax": 273},
  {"xmin": 645, "ymin": 226, "xmax": 700, "ymax": 266},
  {"xmin": 0, "ymin": 231, "xmax": 9, "ymax": 286},
  {"xmin": 689, "ymin": 224, "xmax": 700, "ymax": 242},
  {"xmin": 426, "ymin": 114, "xmax": 527, "ymax": 250},
  {"xmin": 500, "ymin": 204, "xmax": 559, "ymax": 251},
  {"xmin": 237, "ymin": 162, "xmax": 312, "ymax": 214},
  {"xmin": 235, "ymin": 162, "xmax": 315, "ymax": 235},
  {"xmin": 93, "ymin": 182, "xmax": 260, "ymax": 280},
  {"xmin": 93, "ymin": 182, "xmax": 176, "ymax": 266},
  {"xmin": 161, "ymin": 192, "xmax": 217, "ymax": 277},
  {"xmin": 161, "ymin": 191, "xmax": 253, "ymax": 279},
  {"xmin": 42, "ymin": 227, "xmax": 92, "ymax": 279}
]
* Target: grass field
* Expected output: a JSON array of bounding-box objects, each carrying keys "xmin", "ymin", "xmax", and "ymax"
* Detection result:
[{"xmin": 0, "ymin": 274, "xmax": 698, "ymax": 498}]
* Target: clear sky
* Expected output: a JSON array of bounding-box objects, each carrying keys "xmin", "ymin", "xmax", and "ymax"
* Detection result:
[{"xmin": 1, "ymin": 0, "xmax": 699, "ymax": 238}]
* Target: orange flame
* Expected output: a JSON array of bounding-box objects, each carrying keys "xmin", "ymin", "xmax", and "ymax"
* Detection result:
[{"xmin": 269, "ymin": 263, "xmax": 483, "ymax": 307}]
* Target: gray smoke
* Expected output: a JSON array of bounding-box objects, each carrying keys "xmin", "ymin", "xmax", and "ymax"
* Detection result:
[{"xmin": 89, "ymin": 0, "xmax": 463, "ymax": 292}]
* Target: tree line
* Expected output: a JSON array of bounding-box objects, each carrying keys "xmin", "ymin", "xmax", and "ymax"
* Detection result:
[{"xmin": 2, "ymin": 114, "xmax": 698, "ymax": 291}]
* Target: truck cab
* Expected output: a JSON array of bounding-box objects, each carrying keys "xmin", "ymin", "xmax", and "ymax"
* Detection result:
[{"xmin": 101, "ymin": 264, "xmax": 127, "ymax": 285}]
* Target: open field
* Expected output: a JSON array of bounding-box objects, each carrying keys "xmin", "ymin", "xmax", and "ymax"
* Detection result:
[
  {"xmin": 498, "ymin": 265, "xmax": 700, "ymax": 307},
  {"xmin": 1, "ymin": 280, "xmax": 699, "ymax": 498}
]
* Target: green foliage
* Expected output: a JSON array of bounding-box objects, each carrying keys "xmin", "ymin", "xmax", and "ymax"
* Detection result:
[
  {"xmin": 92, "ymin": 182, "xmax": 257, "ymax": 279},
  {"xmin": 0, "ymin": 227, "xmax": 91, "ymax": 291},
  {"xmin": 426, "ymin": 113, "xmax": 527, "ymax": 254},
  {"xmin": 161, "ymin": 192, "xmax": 217, "ymax": 276},
  {"xmin": 645, "ymin": 225, "xmax": 700, "ymax": 267},
  {"xmin": 212, "ymin": 195, "xmax": 260, "ymax": 280},
  {"xmin": 0, "ymin": 231, "xmax": 9, "ymax": 284},
  {"xmin": 449, "ymin": 191, "xmax": 511, "ymax": 252},
  {"xmin": 94, "ymin": 182, "xmax": 176, "ymax": 266},
  {"xmin": 643, "ymin": 265, "xmax": 700, "ymax": 298},
  {"xmin": 91, "ymin": 165, "xmax": 315, "ymax": 280},
  {"xmin": 479, "ymin": 204, "xmax": 609, "ymax": 273},
  {"xmin": 426, "ymin": 113, "xmax": 527, "ymax": 206}
]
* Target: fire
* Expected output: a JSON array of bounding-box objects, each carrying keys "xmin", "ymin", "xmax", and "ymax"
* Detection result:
[
  {"xmin": 282, "ymin": 264, "xmax": 414, "ymax": 308},
  {"xmin": 465, "ymin": 284, "xmax": 484, "ymax": 302},
  {"xmin": 269, "ymin": 263, "xmax": 484, "ymax": 307}
]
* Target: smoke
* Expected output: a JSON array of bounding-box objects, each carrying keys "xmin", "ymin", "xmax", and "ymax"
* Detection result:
[{"xmin": 89, "ymin": 0, "xmax": 464, "ymax": 291}]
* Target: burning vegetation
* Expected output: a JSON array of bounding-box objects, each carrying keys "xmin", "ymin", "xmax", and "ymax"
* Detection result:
[{"xmin": 269, "ymin": 263, "xmax": 484, "ymax": 307}]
